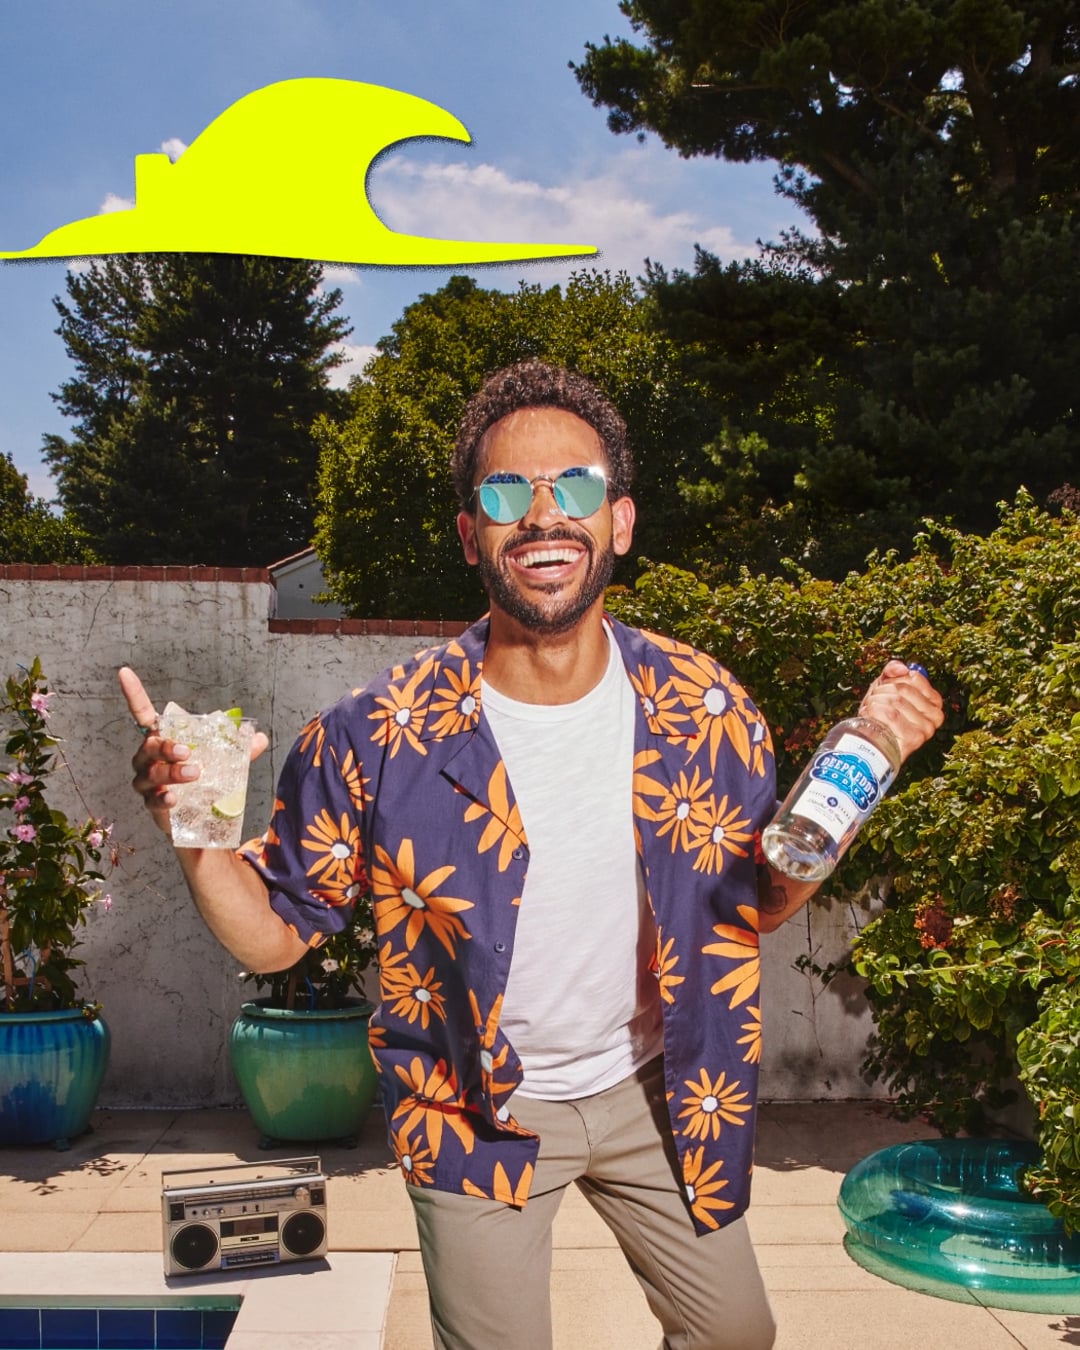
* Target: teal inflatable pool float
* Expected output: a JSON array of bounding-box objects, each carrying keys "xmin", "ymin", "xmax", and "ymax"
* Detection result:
[{"xmin": 838, "ymin": 1139, "xmax": 1080, "ymax": 1312}]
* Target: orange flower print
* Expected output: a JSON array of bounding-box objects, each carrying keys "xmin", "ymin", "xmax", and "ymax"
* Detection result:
[
  {"xmin": 652, "ymin": 765, "xmax": 715, "ymax": 854},
  {"xmin": 462, "ymin": 762, "xmax": 527, "ymax": 872},
  {"xmin": 462, "ymin": 1161, "xmax": 534, "ymax": 1207},
  {"xmin": 391, "ymin": 1125, "xmax": 435, "ymax": 1187},
  {"xmin": 682, "ymin": 1146, "xmax": 733, "ymax": 1230},
  {"xmin": 334, "ymin": 747, "xmax": 371, "ymax": 812},
  {"xmin": 386, "ymin": 963, "xmax": 447, "ymax": 1030},
  {"xmin": 366, "ymin": 1018, "xmax": 386, "ymax": 1062},
  {"xmin": 688, "ymin": 794, "xmax": 753, "ymax": 875},
  {"xmin": 377, "ymin": 939, "xmax": 412, "ymax": 991},
  {"xmin": 629, "ymin": 663, "xmax": 690, "ymax": 738},
  {"xmin": 301, "ymin": 809, "xmax": 365, "ymax": 907},
  {"xmin": 655, "ymin": 931, "xmax": 685, "ymax": 1006},
  {"xmin": 678, "ymin": 1069, "xmax": 752, "ymax": 1141},
  {"xmin": 428, "ymin": 659, "xmax": 481, "ymax": 739},
  {"xmin": 702, "ymin": 905, "xmax": 760, "ymax": 1008},
  {"xmin": 737, "ymin": 1006, "xmax": 762, "ymax": 1064},
  {"xmin": 668, "ymin": 650, "xmax": 764, "ymax": 774},
  {"xmin": 371, "ymin": 838, "xmax": 473, "ymax": 957},
  {"xmin": 368, "ymin": 659, "xmax": 434, "ymax": 758},
  {"xmin": 392, "ymin": 1057, "xmax": 476, "ymax": 1159},
  {"xmin": 632, "ymin": 747, "xmax": 667, "ymax": 820},
  {"xmin": 296, "ymin": 713, "xmax": 326, "ymax": 767},
  {"xmin": 468, "ymin": 989, "xmax": 519, "ymax": 1110}
]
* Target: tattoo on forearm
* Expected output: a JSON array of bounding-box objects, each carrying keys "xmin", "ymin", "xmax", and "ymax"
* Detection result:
[{"xmin": 758, "ymin": 872, "xmax": 789, "ymax": 914}]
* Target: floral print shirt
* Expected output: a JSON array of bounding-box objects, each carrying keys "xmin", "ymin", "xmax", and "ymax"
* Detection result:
[{"xmin": 244, "ymin": 616, "xmax": 776, "ymax": 1234}]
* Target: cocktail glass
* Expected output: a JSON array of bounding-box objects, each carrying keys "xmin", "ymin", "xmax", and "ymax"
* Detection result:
[{"xmin": 157, "ymin": 703, "xmax": 256, "ymax": 849}]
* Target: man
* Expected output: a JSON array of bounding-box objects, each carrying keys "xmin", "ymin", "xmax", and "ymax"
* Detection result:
[{"xmin": 122, "ymin": 360, "xmax": 943, "ymax": 1350}]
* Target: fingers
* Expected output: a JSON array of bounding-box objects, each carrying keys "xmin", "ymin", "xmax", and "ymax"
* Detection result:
[
  {"xmin": 118, "ymin": 666, "xmax": 192, "ymax": 832},
  {"xmin": 860, "ymin": 662, "xmax": 945, "ymax": 762},
  {"xmin": 118, "ymin": 666, "xmax": 158, "ymax": 733}
]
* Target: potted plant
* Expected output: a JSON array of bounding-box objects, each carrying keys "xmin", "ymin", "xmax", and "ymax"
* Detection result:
[
  {"xmin": 228, "ymin": 895, "xmax": 379, "ymax": 1147},
  {"xmin": 0, "ymin": 657, "xmax": 116, "ymax": 1148}
]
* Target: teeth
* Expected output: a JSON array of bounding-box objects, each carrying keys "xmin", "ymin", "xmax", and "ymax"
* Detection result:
[{"xmin": 517, "ymin": 548, "xmax": 578, "ymax": 568}]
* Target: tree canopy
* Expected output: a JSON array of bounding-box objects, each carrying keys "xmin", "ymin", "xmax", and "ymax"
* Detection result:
[
  {"xmin": 313, "ymin": 271, "xmax": 714, "ymax": 618},
  {"xmin": 44, "ymin": 254, "xmax": 349, "ymax": 566},
  {"xmin": 0, "ymin": 453, "xmax": 95, "ymax": 564},
  {"xmin": 575, "ymin": 1, "xmax": 1080, "ymax": 575}
]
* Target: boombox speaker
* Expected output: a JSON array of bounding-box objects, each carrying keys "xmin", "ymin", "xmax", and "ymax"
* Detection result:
[{"xmin": 162, "ymin": 1155, "xmax": 327, "ymax": 1276}]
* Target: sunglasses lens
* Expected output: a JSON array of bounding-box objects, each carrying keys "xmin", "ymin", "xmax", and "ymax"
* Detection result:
[
  {"xmin": 552, "ymin": 466, "xmax": 607, "ymax": 519},
  {"xmin": 476, "ymin": 467, "xmax": 608, "ymax": 522},
  {"xmin": 477, "ymin": 475, "xmax": 533, "ymax": 524}
]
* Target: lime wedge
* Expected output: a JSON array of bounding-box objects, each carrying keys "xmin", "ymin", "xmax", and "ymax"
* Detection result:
[
  {"xmin": 223, "ymin": 707, "xmax": 243, "ymax": 726},
  {"xmin": 211, "ymin": 790, "xmax": 247, "ymax": 819}
]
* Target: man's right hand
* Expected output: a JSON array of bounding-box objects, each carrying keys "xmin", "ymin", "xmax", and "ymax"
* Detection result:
[
  {"xmin": 117, "ymin": 667, "xmax": 302, "ymax": 972},
  {"xmin": 117, "ymin": 667, "xmax": 269, "ymax": 838}
]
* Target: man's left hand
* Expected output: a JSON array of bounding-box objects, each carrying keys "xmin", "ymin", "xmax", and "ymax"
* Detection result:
[{"xmin": 858, "ymin": 661, "xmax": 945, "ymax": 763}]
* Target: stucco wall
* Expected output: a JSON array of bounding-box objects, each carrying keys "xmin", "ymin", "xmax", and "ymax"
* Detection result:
[{"xmin": 1, "ymin": 566, "xmax": 885, "ymax": 1108}]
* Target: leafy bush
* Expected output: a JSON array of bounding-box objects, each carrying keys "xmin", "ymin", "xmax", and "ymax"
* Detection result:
[
  {"xmin": 609, "ymin": 491, "xmax": 1080, "ymax": 1224},
  {"xmin": 1, "ymin": 659, "xmax": 116, "ymax": 1011}
]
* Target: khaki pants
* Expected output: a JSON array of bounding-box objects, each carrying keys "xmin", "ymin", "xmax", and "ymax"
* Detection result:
[{"xmin": 407, "ymin": 1057, "xmax": 776, "ymax": 1350}]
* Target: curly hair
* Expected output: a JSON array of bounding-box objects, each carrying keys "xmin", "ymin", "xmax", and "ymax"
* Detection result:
[{"xmin": 451, "ymin": 360, "xmax": 633, "ymax": 512}]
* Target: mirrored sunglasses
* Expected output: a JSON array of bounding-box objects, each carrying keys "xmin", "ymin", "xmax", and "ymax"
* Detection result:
[{"xmin": 475, "ymin": 466, "xmax": 608, "ymax": 524}]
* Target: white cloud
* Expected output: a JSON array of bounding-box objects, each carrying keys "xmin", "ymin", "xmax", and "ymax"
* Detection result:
[
  {"xmin": 321, "ymin": 265, "xmax": 365, "ymax": 288},
  {"xmin": 100, "ymin": 192, "xmax": 134, "ymax": 214},
  {"xmin": 369, "ymin": 151, "xmax": 760, "ymax": 279},
  {"xmin": 327, "ymin": 342, "xmax": 378, "ymax": 388},
  {"xmin": 160, "ymin": 137, "xmax": 188, "ymax": 161}
]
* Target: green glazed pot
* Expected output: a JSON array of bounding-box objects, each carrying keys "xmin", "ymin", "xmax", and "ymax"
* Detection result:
[
  {"xmin": 0, "ymin": 1007, "xmax": 111, "ymax": 1149},
  {"xmin": 229, "ymin": 998, "xmax": 377, "ymax": 1147}
]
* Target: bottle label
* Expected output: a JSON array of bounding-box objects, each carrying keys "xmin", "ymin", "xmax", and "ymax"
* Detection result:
[{"xmin": 792, "ymin": 733, "xmax": 895, "ymax": 845}]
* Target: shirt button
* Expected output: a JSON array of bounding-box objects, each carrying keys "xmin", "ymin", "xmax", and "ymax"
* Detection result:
[
  {"xmin": 494, "ymin": 941, "xmax": 506, "ymax": 953},
  {"xmin": 512, "ymin": 847, "xmax": 524, "ymax": 860}
]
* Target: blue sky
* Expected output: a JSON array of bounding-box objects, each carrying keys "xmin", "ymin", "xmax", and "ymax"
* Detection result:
[{"xmin": 0, "ymin": 0, "xmax": 804, "ymax": 500}]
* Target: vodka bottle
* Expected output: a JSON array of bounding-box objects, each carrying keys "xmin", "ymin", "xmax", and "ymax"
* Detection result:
[{"xmin": 762, "ymin": 715, "xmax": 902, "ymax": 882}]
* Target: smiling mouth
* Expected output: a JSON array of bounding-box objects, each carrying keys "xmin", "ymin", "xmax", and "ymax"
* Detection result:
[{"xmin": 515, "ymin": 546, "xmax": 581, "ymax": 569}]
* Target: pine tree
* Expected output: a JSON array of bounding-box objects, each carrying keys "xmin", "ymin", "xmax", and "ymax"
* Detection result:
[
  {"xmin": 575, "ymin": 0, "xmax": 1080, "ymax": 575},
  {"xmin": 44, "ymin": 254, "xmax": 350, "ymax": 565}
]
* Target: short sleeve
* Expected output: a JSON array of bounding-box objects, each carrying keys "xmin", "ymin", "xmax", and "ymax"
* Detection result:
[{"xmin": 241, "ymin": 698, "xmax": 369, "ymax": 948}]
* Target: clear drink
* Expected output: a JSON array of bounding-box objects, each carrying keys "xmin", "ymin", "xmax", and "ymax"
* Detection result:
[
  {"xmin": 762, "ymin": 716, "xmax": 901, "ymax": 881},
  {"xmin": 157, "ymin": 703, "xmax": 256, "ymax": 849}
]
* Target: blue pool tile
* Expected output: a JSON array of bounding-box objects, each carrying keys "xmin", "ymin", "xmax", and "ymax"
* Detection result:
[
  {"xmin": 202, "ymin": 1308, "xmax": 239, "ymax": 1348},
  {"xmin": 155, "ymin": 1306, "xmax": 204, "ymax": 1348},
  {"xmin": 1, "ymin": 1306, "xmax": 40, "ymax": 1350},
  {"xmin": 99, "ymin": 1306, "xmax": 157, "ymax": 1348},
  {"xmin": 41, "ymin": 1305, "xmax": 97, "ymax": 1349}
]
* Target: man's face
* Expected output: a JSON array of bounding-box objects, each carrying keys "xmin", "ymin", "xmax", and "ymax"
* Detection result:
[{"xmin": 456, "ymin": 406, "xmax": 635, "ymax": 636}]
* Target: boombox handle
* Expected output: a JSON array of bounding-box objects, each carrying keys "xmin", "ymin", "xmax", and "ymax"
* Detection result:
[{"xmin": 162, "ymin": 1155, "xmax": 322, "ymax": 1187}]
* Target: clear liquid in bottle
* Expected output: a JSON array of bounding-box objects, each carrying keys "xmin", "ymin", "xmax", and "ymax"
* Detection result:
[{"xmin": 762, "ymin": 716, "xmax": 902, "ymax": 881}]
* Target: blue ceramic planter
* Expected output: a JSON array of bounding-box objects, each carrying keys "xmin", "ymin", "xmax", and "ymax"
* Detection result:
[
  {"xmin": 229, "ymin": 999, "xmax": 377, "ymax": 1147},
  {"xmin": 0, "ymin": 1007, "xmax": 111, "ymax": 1149}
]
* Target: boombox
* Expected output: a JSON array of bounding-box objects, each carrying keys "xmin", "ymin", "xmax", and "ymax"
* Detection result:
[{"xmin": 162, "ymin": 1155, "xmax": 328, "ymax": 1276}]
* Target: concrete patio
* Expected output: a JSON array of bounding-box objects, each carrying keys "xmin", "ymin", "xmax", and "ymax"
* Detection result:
[{"xmin": 2, "ymin": 1100, "xmax": 1078, "ymax": 1349}]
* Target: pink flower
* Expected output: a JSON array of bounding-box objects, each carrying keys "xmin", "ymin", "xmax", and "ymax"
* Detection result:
[
  {"xmin": 87, "ymin": 829, "xmax": 104, "ymax": 849},
  {"xmin": 12, "ymin": 823, "xmax": 36, "ymax": 843},
  {"xmin": 6, "ymin": 771, "xmax": 33, "ymax": 786},
  {"xmin": 99, "ymin": 893, "xmax": 113, "ymax": 912},
  {"xmin": 30, "ymin": 692, "xmax": 52, "ymax": 718},
  {"xmin": 12, "ymin": 796, "xmax": 31, "ymax": 813}
]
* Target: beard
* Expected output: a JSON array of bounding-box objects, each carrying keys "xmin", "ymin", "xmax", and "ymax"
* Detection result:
[{"xmin": 477, "ymin": 525, "xmax": 616, "ymax": 636}]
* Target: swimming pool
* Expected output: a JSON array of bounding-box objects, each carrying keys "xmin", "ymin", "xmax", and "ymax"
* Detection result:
[
  {"xmin": 0, "ymin": 1251, "xmax": 393, "ymax": 1349},
  {"xmin": 0, "ymin": 1295, "xmax": 239, "ymax": 1349}
]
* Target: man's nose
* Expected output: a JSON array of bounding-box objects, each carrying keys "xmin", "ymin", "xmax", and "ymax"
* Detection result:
[{"xmin": 519, "ymin": 478, "xmax": 564, "ymax": 529}]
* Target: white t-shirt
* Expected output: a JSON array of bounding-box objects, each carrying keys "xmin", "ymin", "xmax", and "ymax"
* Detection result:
[{"xmin": 481, "ymin": 627, "xmax": 664, "ymax": 1100}]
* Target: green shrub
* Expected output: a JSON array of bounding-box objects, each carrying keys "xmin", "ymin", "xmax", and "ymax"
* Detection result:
[{"xmin": 610, "ymin": 491, "xmax": 1080, "ymax": 1225}]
